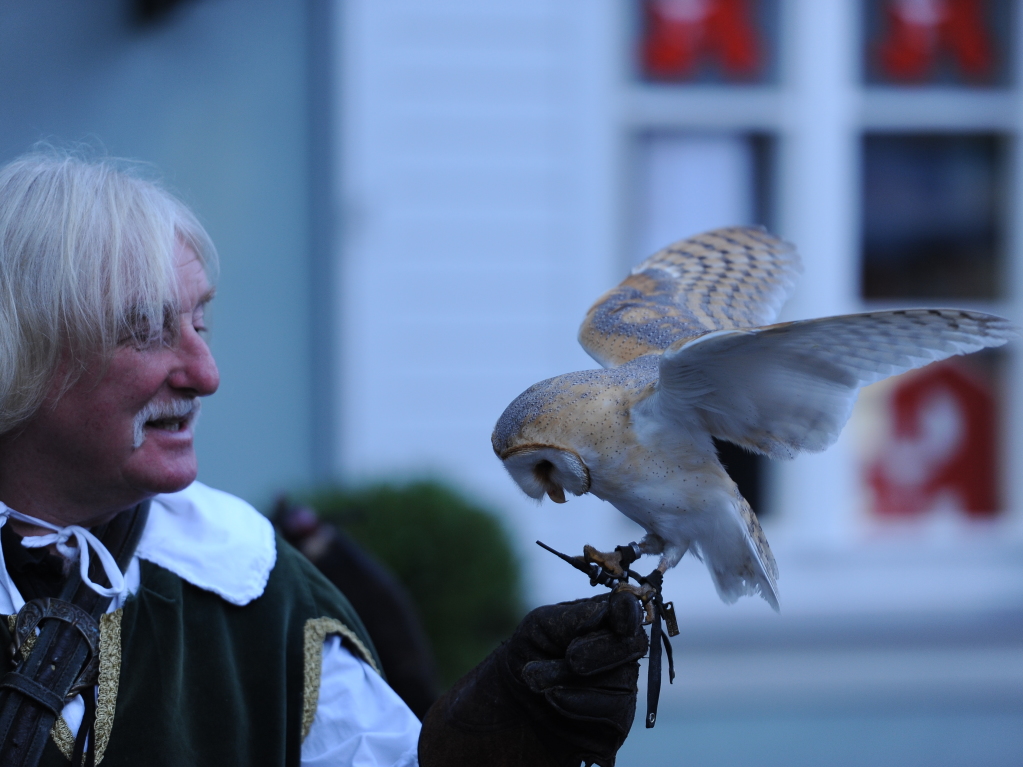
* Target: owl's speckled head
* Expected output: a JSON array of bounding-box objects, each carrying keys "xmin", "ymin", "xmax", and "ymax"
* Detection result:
[
  {"xmin": 492, "ymin": 372, "xmax": 602, "ymax": 504},
  {"xmin": 492, "ymin": 359, "xmax": 659, "ymax": 504}
]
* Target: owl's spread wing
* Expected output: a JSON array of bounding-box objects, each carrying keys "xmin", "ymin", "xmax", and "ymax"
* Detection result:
[
  {"xmin": 578, "ymin": 227, "xmax": 801, "ymax": 368},
  {"xmin": 655, "ymin": 309, "xmax": 1017, "ymax": 459}
]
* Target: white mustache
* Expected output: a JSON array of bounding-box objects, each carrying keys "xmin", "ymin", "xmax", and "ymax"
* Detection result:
[{"xmin": 132, "ymin": 399, "xmax": 201, "ymax": 449}]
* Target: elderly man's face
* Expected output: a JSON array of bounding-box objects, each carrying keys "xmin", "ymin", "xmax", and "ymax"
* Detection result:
[{"xmin": 19, "ymin": 243, "xmax": 219, "ymax": 518}]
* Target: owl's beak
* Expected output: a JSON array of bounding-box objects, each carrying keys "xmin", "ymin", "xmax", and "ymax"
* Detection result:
[
  {"xmin": 546, "ymin": 486, "xmax": 566, "ymax": 504},
  {"xmin": 533, "ymin": 459, "xmax": 568, "ymax": 504}
]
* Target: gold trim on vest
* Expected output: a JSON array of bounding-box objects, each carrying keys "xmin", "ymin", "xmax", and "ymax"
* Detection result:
[{"xmin": 301, "ymin": 616, "xmax": 380, "ymax": 740}]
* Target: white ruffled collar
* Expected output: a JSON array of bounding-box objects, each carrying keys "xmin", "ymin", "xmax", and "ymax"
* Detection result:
[
  {"xmin": 0, "ymin": 481, "xmax": 274, "ymax": 614},
  {"xmin": 137, "ymin": 481, "xmax": 277, "ymax": 606}
]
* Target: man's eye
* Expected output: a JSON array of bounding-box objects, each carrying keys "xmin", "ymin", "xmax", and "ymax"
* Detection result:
[
  {"xmin": 159, "ymin": 311, "xmax": 182, "ymax": 345},
  {"xmin": 193, "ymin": 305, "xmax": 210, "ymax": 336},
  {"xmin": 118, "ymin": 320, "xmax": 153, "ymax": 347}
]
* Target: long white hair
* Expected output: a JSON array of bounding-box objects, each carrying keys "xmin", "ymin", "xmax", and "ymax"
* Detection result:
[{"xmin": 0, "ymin": 151, "xmax": 218, "ymax": 434}]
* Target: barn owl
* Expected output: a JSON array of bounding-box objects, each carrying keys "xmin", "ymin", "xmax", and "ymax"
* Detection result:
[{"xmin": 492, "ymin": 227, "xmax": 1015, "ymax": 610}]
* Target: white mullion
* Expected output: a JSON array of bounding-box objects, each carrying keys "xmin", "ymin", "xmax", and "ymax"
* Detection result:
[{"xmin": 772, "ymin": 0, "xmax": 862, "ymax": 544}]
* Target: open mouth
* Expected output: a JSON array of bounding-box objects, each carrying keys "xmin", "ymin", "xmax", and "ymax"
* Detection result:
[
  {"xmin": 133, "ymin": 399, "xmax": 201, "ymax": 448},
  {"xmin": 145, "ymin": 416, "xmax": 189, "ymax": 432}
]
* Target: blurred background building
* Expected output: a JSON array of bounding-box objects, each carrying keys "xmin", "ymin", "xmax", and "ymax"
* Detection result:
[{"xmin": 1, "ymin": 0, "xmax": 1022, "ymax": 764}]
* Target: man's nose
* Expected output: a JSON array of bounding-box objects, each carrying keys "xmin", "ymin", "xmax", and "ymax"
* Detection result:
[{"xmin": 170, "ymin": 328, "xmax": 220, "ymax": 396}]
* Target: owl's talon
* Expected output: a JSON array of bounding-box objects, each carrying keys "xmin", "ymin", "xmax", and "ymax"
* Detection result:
[
  {"xmin": 583, "ymin": 544, "xmax": 625, "ymax": 577},
  {"xmin": 611, "ymin": 581, "xmax": 653, "ymax": 602},
  {"xmin": 612, "ymin": 581, "xmax": 656, "ymax": 624}
]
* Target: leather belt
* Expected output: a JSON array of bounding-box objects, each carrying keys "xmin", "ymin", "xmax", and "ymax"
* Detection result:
[{"xmin": 0, "ymin": 503, "xmax": 148, "ymax": 767}]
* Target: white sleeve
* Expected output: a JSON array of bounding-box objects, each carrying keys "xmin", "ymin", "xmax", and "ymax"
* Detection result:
[{"xmin": 301, "ymin": 636, "xmax": 421, "ymax": 767}]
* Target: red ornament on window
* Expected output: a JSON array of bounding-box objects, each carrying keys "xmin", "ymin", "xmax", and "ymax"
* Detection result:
[
  {"xmin": 641, "ymin": 0, "xmax": 762, "ymax": 81},
  {"xmin": 877, "ymin": 0, "xmax": 995, "ymax": 82},
  {"xmin": 866, "ymin": 361, "xmax": 999, "ymax": 518}
]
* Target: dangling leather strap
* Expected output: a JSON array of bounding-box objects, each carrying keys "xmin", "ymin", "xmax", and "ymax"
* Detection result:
[
  {"xmin": 0, "ymin": 503, "xmax": 149, "ymax": 767},
  {"xmin": 71, "ymin": 691, "xmax": 97, "ymax": 767}
]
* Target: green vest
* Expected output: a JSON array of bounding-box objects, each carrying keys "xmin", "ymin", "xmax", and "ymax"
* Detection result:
[{"xmin": 1, "ymin": 535, "xmax": 380, "ymax": 767}]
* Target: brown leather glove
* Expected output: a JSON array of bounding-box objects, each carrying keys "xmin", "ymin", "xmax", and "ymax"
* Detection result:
[{"xmin": 418, "ymin": 590, "xmax": 648, "ymax": 767}]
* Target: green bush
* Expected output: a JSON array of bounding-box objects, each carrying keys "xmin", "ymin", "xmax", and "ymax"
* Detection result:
[{"xmin": 306, "ymin": 480, "xmax": 525, "ymax": 687}]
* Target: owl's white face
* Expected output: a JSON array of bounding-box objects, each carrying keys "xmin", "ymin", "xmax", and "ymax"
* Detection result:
[{"xmin": 500, "ymin": 445, "xmax": 590, "ymax": 504}]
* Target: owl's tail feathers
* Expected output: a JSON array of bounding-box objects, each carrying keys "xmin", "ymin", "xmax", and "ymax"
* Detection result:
[
  {"xmin": 700, "ymin": 498, "xmax": 780, "ymax": 611},
  {"xmin": 707, "ymin": 543, "xmax": 780, "ymax": 612}
]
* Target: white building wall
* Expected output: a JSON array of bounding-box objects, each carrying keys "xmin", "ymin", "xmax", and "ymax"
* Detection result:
[{"xmin": 337, "ymin": 0, "xmax": 638, "ymax": 604}]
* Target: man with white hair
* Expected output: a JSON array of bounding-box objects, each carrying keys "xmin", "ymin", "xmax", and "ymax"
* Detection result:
[{"xmin": 0, "ymin": 153, "xmax": 646, "ymax": 767}]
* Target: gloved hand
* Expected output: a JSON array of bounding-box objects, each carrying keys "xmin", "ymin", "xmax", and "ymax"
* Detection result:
[{"xmin": 418, "ymin": 589, "xmax": 648, "ymax": 767}]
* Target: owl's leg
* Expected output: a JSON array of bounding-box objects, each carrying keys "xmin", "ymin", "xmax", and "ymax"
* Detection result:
[
  {"xmin": 636, "ymin": 533, "xmax": 689, "ymax": 572},
  {"xmin": 636, "ymin": 533, "xmax": 665, "ymax": 557},
  {"xmin": 584, "ymin": 534, "xmax": 674, "ymax": 579},
  {"xmin": 657, "ymin": 541, "xmax": 690, "ymax": 572}
]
